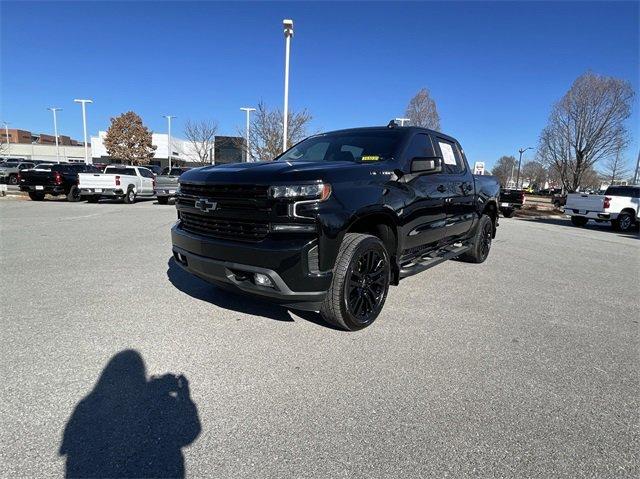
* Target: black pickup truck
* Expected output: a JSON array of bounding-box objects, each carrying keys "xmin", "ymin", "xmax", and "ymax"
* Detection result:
[
  {"xmin": 171, "ymin": 125, "xmax": 500, "ymax": 330},
  {"xmin": 19, "ymin": 163, "xmax": 101, "ymax": 201},
  {"xmin": 498, "ymin": 188, "xmax": 525, "ymax": 217}
]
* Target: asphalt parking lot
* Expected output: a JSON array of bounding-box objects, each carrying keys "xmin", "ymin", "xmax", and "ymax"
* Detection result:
[{"xmin": 1, "ymin": 197, "xmax": 638, "ymax": 478}]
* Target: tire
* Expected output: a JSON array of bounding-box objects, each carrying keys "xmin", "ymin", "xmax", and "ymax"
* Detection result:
[
  {"xmin": 8, "ymin": 174, "xmax": 18, "ymax": 185},
  {"xmin": 28, "ymin": 192, "xmax": 45, "ymax": 201},
  {"xmin": 570, "ymin": 216, "xmax": 588, "ymax": 227},
  {"xmin": 501, "ymin": 208, "xmax": 515, "ymax": 218},
  {"xmin": 87, "ymin": 195, "xmax": 100, "ymax": 203},
  {"xmin": 67, "ymin": 185, "xmax": 81, "ymax": 202},
  {"xmin": 123, "ymin": 187, "xmax": 136, "ymax": 204},
  {"xmin": 320, "ymin": 233, "xmax": 391, "ymax": 331},
  {"xmin": 613, "ymin": 212, "xmax": 634, "ymax": 232},
  {"xmin": 460, "ymin": 214, "xmax": 493, "ymax": 264},
  {"xmin": 157, "ymin": 196, "xmax": 169, "ymax": 205}
]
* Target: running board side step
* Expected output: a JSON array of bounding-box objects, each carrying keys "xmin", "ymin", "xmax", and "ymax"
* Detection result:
[{"xmin": 398, "ymin": 243, "xmax": 471, "ymax": 279}]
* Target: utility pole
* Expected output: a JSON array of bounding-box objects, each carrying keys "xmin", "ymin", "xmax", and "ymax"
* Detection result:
[
  {"xmin": 240, "ymin": 107, "xmax": 256, "ymax": 162},
  {"xmin": 163, "ymin": 115, "xmax": 176, "ymax": 170},
  {"xmin": 516, "ymin": 146, "xmax": 532, "ymax": 189},
  {"xmin": 74, "ymin": 99, "xmax": 93, "ymax": 164},
  {"xmin": 282, "ymin": 19, "xmax": 294, "ymax": 152},
  {"xmin": 394, "ymin": 118, "xmax": 410, "ymax": 126},
  {"xmin": 47, "ymin": 108, "xmax": 62, "ymax": 162}
]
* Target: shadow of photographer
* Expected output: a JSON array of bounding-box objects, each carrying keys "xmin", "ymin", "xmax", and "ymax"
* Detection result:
[{"xmin": 59, "ymin": 350, "xmax": 201, "ymax": 478}]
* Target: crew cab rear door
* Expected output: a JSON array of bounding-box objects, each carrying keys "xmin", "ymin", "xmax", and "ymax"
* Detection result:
[
  {"xmin": 434, "ymin": 137, "xmax": 475, "ymax": 240},
  {"xmin": 400, "ymin": 133, "xmax": 449, "ymax": 252}
]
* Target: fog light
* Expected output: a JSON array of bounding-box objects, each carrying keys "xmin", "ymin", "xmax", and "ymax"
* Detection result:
[{"xmin": 254, "ymin": 273, "xmax": 274, "ymax": 288}]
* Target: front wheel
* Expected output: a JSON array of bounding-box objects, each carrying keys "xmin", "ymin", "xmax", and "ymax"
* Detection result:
[
  {"xmin": 570, "ymin": 216, "xmax": 588, "ymax": 227},
  {"xmin": 8, "ymin": 174, "xmax": 18, "ymax": 185},
  {"xmin": 460, "ymin": 214, "xmax": 493, "ymax": 263},
  {"xmin": 320, "ymin": 233, "xmax": 390, "ymax": 331},
  {"xmin": 157, "ymin": 196, "xmax": 169, "ymax": 205},
  {"xmin": 87, "ymin": 195, "xmax": 100, "ymax": 203}
]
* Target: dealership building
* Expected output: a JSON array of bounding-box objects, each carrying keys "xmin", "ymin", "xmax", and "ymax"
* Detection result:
[{"xmin": 2, "ymin": 128, "xmax": 244, "ymax": 167}]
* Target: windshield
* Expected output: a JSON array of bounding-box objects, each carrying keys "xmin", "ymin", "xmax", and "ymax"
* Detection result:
[
  {"xmin": 277, "ymin": 131, "xmax": 404, "ymax": 163},
  {"xmin": 2, "ymin": 162, "xmax": 18, "ymax": 167}
]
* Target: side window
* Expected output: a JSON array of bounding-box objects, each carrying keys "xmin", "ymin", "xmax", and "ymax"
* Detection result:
[
  {"xmin": 125, "ymin": 168, "xmax": 137, "ymax": 176},
  {"xmin": 139, "ymin": 168, "xmax": 152, "ymax": 178},
  {"xmin": 404, "ymin": 134, "xmax": 436, "ymax": 167},
  {"xmin": 436, "ymin": 139, "xmax": 465, "ymax": 175}
]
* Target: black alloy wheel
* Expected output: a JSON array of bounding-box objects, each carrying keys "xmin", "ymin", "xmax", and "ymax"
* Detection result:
[
  {"xmin": 479, "ymin": 219, "xmax": 492, "ymax": 260},
  {"xmin": 346, "ymin": 247, "xmax": 389, "ymax": 325}
]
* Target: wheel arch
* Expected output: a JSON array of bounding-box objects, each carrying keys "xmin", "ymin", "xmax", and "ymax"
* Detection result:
[{"xmin": 482, "ymin": 200, "xmax": 498, "ymax": 237}]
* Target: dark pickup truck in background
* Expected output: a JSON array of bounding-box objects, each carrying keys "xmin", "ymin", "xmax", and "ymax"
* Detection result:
[
  {"xmin": 171, "ymin": 125, "xmax": 500, "ymax": 330},
  {"xmin": 499, "ymin": 188, "xmax": 525, "ymax": 217},
  {"xmin": 20, "ymin": 163, "xmax": 101, "ymax": 201}
]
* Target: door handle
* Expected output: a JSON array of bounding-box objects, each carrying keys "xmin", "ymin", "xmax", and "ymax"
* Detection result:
[{"xmin": 437, "ymin": 184, "xmax": 446, "ymax": 193}]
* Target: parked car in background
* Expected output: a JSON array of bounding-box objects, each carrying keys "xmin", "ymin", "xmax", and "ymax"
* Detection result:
[
  {"xmin": 171, "ymin": 125, "xmax": 501, "ymax": 330},
  {"xmin": 155, "ymin": 167, "xmax": 192, "ymax": 204},
  {"xmin": 20, "ymin": 163, "xmax": 101, "ymax": 201},
  {"xmin": 78, "ymin": 165, "xmax": 156, "ymax": 203},
  {"xmin": 565, "ymin": 185, "xmax": 639, "ymax": 231},
  {"xmin": 499, "ymin": 188, "xmax": 525, "ymax": 217},
  {"xmin": 0, "ymin": 160, "xmax": 36, "ymax": 185}
]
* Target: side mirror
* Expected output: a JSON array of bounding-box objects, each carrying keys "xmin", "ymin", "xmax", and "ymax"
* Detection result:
[{"xmin": 410, "ymin": 156, "xmax": 442, "ymax": 174}]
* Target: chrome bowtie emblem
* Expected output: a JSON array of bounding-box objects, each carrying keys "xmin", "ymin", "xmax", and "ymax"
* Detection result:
[{"xmin": 195, "ymin": 198, "xmax": 217, "ymax": 213}]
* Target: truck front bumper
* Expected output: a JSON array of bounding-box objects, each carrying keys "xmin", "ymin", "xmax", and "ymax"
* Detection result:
[{"xmin": 171, "ymin": 223, "xmax": 332, "ymax": 310}]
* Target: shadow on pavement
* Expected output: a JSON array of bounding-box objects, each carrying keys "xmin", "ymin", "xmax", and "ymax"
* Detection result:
[
  {"xmin": 516, "ymin": 216, "xmax": 639, "ymax": 239},
  {"xmin": 166, "ymin": 257, "xmax": 336, "ymax": 329},
  {"xmin": 59, "ymin": 350, "xmax": 201, "ymax": 478}
]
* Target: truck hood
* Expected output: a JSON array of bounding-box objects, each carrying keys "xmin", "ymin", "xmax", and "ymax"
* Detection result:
[{"xmin": 179, "ymin": 160, "xmax": 360, "ymax": 184}]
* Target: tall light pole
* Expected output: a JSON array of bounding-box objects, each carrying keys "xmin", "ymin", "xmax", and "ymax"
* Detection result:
[
  {"xmin": 2, "ymin": 121, "xmax": 9, "ymax": 159},
  {"xmin": 516, "ymin": 146, "xmax": 533, "ymax": 189},
  {"xmin": 240, "ymin": 107, "xmax": 256, "ymax": 162},
  {"xmin": 395, "ymin": 118, "xmax": 410, "ymax": 126},
  {"xmin": 47, "ymin": 108, "xmax": 62, "ymax": 162},
  {"xmin": 74, "ymin": 99, "xmax": 93, "ymax": 164},
  {"xmin": 163, "ymin": 115, "xmax": 176, "ymax": 170},
  {"xmin": 282, "ymin": 19, "xmax": 294, "ymax": 152},
  {"xmin": 633, "ymin": 149, "xmax": 640, "ymax": 185}
]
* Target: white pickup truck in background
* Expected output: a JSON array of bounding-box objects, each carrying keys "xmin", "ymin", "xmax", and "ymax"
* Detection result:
[
  {"xmin": 78, "ymin": 165, "xmax": 156, "ymax": 204},
  {"xmin": 564, "ymin": 185, "xmax": 639, "ymax": 232}
]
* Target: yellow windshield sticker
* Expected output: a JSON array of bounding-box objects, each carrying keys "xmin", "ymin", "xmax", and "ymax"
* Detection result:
[{"xmin": 361, "ymin": 155, "xmax": 380, "ymax": 162}]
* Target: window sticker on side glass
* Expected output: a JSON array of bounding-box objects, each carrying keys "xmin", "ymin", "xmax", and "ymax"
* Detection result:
[{"xmin": 439, "ymin": 142, "xmax": 457, "ymax": 165}]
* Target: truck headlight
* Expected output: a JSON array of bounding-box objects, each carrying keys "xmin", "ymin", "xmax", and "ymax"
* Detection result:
[{"xmin": 269, "ymin": 183, "xmax": 331, "ymax": 200}]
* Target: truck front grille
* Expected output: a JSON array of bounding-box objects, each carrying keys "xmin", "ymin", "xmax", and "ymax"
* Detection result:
[
  {"xmin": 180, "ymin": 183, "xmax": 269, "ymax": 200},
  {"xmin": 180, "ymin": 211, "xmax": 269, "ymax": 242}
]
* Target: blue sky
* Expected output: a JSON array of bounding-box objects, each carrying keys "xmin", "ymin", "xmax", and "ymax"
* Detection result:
[{"xmin": 1, "ymin": 1, "xmax": 638, "ymax": 170}]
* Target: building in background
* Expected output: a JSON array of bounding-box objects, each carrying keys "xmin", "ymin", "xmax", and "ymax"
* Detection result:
[{"xmin": 1, "ymin": 128, "xmax": 88, "ymax": 162}]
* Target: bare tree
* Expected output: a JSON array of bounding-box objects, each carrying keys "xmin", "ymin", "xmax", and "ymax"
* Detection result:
[
  {"xmin": 184, "ymin": 119, "xmax": 218, "ymax": 165},
  {"xmin": 600, "ymin": 140, "xmax": 629, "ymax": 185},
  {"xmin": 521, "ymin": 160, "xmax": 547, "ymax": 188},
  {"xmin": 491, "ymin": 155, "xmax": 517, "ymax": 187},
  {"xmin": 405, "ymin": 88, "xmax": 441, "ymax": 130},
  {"xmin": 241, "ymin": 101, "xmax": 312, "ymax": 162},
  {"xmin": 536, "ymin": 72, "xmax": 634, "ymax": 192},
  {"xmin": 104, "ymin": 111, "xmax": 156, "ymax": 165}
]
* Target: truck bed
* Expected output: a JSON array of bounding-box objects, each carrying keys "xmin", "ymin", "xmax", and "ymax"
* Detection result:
[{"xmin": 564, "ymin": 193, "xmax": 605, "ymax": 213}]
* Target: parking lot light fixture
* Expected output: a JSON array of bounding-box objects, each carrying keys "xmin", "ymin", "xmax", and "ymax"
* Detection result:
[
  {"xmin": 47, "ymin": 107, "xmax": 62, "ymax": 162},
  {"xmin": 395, "ymin": 118, "xmax": 410, "ymax": 126},
  {"xmin": 240, "ymin": 107, "xmax": 256, "ymax": 162},
  {"xmin": 516, "ymin": 146, "xmax": 533, "ymax": 189},
  {"xmin": 163, "ymin": 115, "xmax": 176, "ymax": 170},
  {"xmin": 282, "ymin": 18, "xmax": 294, "ymax": 152},
  {"xmin": 2, "ymin": 121, "xmax": 9, "ymax": 158},
  {"xmin": 74, "ymin": 99, "xmax": 93, "ymax": 164}
]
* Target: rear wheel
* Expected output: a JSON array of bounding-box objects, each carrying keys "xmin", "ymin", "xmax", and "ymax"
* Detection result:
[
  {"xmin": 460, "ymin": 214, "xmax": 493, "ymax": 263},
  {"xmin": 613, "ymin": 212, "xmax": 634, "ymax": 232},
  {"xmin": 320, "ymin": 233, "xmax": 390, "ymax": 331},
  {"xmin": 123, "ymin": 187, "xmax": 136, "ymax": 204},
  {"xmin": 570, "ymin": 216, "xmax": 588, "ymax": 227},
  {"xmin": 28, "ymin": 192, "xmax": 45, "ymax": 201},
  {"xmin": 157, "ymin": 196, "xmax": 169, "ymax": 205},
  {"xmin": 67, "ymin": 185, "xmax": 81, "ymax": 202},
  {"xmin": 501, "ymin": 208, "xmax": 515, "ymax": 218}
]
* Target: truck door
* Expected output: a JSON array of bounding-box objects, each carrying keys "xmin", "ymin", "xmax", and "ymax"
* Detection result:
[
  {"xmin": 138, "ymin": 167, "xmax": 154, "ymax": 195},
  {"xmin": 400, "ymin": 133, "xmax": 449, "ymax": 252},
  {"xmin": 434, "ymin": 137, "xmax": 476, "ymax": 241}
]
